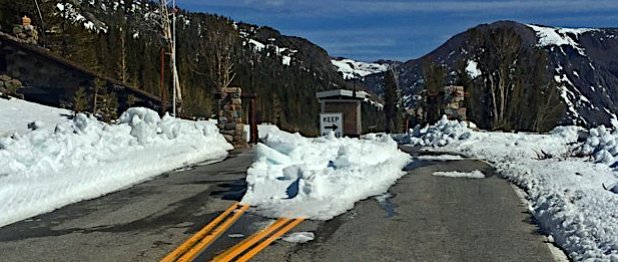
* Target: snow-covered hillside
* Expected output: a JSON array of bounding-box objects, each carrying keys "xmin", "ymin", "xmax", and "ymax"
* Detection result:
[
  {"xmin": 331, "ymin": 58, "xmax": 389, "ymax": 80},
  {"xmin": 526, "ymin": 23, "xmax": 618, "ymax": 127},
  {"xmin": 526, "ymin": 24, "xmax": 597, "ymax": 56},
  {"xmin": 0, "ymin": 100, "xmax": 232, "ymax": 228}
]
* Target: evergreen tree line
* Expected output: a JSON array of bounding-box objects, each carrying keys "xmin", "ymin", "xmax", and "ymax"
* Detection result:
[{"xmin": 0, "ymin": 0, "xmax": 355, "ymax": 134}]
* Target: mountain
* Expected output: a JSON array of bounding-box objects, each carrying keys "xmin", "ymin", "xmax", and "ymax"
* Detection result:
[
  {"xmin": 1, "ymin": 0, "xmax": 376, "ymax": 134},
  {"xmin": 364, "ymin": 21, "xmax": 618, "ymax": 130},
  {"xmin": 331, "ymin": 58, "xmax": 397, "ymax": 80}
]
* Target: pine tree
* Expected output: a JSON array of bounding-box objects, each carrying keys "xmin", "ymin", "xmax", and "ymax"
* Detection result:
[
  {"xmin": 73, "ymin": 87, "xmax": 88, "ymax": 114},
  {"xmin": 383, "ymin": 67, "xmax": 400, "ymax": 133},
  {"xmin": 272, "ymin": 93, "xmax": 281, "ymax": 125},
  {"xmin": 422, "ymin": 59, "xmax": 446, "ymax": 124}
]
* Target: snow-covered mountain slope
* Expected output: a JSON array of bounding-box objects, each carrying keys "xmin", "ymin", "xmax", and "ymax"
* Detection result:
[
  {"xmin": 363, "ymin": 21, "xmax": 618, "ymax": 128},
  {"xmin": 331, "ymin": 58, "xmax": 390, "ymax": 80},
  {"xmin": 526, "ymin": 23, "xmax": 618, "ymax": 127}
]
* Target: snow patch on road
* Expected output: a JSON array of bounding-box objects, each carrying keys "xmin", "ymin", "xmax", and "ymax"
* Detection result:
[
  {"xmin": 417, "ymin": 154, "xmax": 464, "ymax": 161},
  {"xmin": 432, "ymin": 170, "xmax": 485, "ymax": 179},
  {"xmin": 241, "ymin": 130, "xmax": 411, "ymax": 220},
  {"xmin": 282, "ymin": 232, "xmax": 315, "ymax": 243}
]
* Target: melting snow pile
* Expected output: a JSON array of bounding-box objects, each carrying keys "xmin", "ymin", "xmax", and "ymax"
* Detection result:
[
  {"xmin": 432, "ymin": 170, "xmax": 485, "ymax": 179},
  {"xmin": 241, "ymin": 129, "xmax": 411, "ymax": 220},
  {"xmin": 575, "ymin": 125, "xmax": 618, "ymax": 164},
  {"xmin": 407, "ymin": 118, "xmax": 618, "ymax": 261},
  {"xmin": 408, "ymin": 115, "xmax": 472, "ymax": 147},
  {"xmin": 0, "ymin": 107, "xmax": 232, "ymax": 228},
  {"xmin": 282, "ymin": 232, "xmax": 315, "ymax": 243}
]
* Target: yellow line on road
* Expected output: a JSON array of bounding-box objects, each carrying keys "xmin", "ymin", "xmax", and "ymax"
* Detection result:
[
  {"xmin": 211, "ymin": 218, "xmax": 292, "ymax": 261},
  {"xmin": 236, "ymin": 218, "xmax": 304, "ymax": 262},
  {"xmin": 160, "ymin": 202, "xmax": 245, "ymax": 262},
  {"xmin": 176, "ymin": 204, "xmax": 250, "ymax": 262}
]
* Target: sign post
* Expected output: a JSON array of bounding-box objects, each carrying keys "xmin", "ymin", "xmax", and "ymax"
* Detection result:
[{"xmin": 320, "ymin": 113, "xmax": 343, "ymax": 137}]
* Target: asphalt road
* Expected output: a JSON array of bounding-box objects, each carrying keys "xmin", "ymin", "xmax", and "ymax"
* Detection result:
[
  {"xmin": 0, "ymin": 149, "xmax": 256, "ymax": 262},
  {"xmin": 0, "ymin": 147, "xmax": 563, "ymax": 262},
  {"xmin": 249, "ymin": 149, "xmax": 560, "ymax": 262}
]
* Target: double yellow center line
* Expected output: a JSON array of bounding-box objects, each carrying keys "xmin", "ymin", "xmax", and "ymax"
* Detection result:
[
  {"xmin": 212, "ymin": 217, "xmax": 305, "ymax": 261},
  {"xmin": 161, "ymin": 203, "xmax": 249, "ymax": 262},
  {"xmin": 161, "ymin": 202, "xmax": 304, "ymax": 262}
]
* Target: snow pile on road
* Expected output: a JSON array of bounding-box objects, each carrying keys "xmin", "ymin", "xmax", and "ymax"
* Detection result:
[
  {"xmin": 282, "ymin": 232, "xmax": 315, "ymax": 243},
  {"xmin": 0, "ymin": 98, "xmax": 70, "ymax": 137},
  {"xmin": 406, "ymin": 119, "xmax": 618, "ymax": 261},
  {"xmin": 417, "ymin": 154, "xmax": 464, "ymax": 161},
  {"xmin": 432, "ymin": 170, "xmax": 485, "ymax": 179},
  {"xmin": 408, "ymin": 115, "xmax": 472, "ymax": 147},
  {"xmin": 241, "ymin": 130, "xmax": 411, "ymax": 220},
  {"xmin": 0, "ymin": 107, "xmax": 232, "ymax": 228}
]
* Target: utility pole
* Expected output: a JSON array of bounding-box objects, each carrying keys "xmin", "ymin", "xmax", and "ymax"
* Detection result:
[{"xmin": 171, "ymin": 0, "xmax": 177, "ymax": 117}]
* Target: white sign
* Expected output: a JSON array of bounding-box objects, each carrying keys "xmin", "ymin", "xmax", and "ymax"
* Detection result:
[{"xmin": 320, "ymin": 113, "xmax": 343, "ymax": 137}]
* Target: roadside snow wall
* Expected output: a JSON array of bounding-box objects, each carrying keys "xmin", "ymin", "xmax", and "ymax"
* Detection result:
[{"xmin": 0, "ymin": 107, "xmax": 233, "ymax": 228}]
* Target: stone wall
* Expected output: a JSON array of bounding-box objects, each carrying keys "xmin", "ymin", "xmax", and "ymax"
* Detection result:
[
  {"xmin": 0, "ymin": 32, "xmax": 161, "ymax": 111},
  {"xmin": 218, "ymin": 87, "xmax": 247, "ymax": 148}
]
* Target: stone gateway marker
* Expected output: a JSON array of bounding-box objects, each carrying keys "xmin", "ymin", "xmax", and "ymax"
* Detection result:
[
  {"xmin": 320, "ymin": 113, "xmax": 343, "ymax": 137},
  {"xmin": 218, "ymin": 87, "xmax": 247, "ymax": 148}
]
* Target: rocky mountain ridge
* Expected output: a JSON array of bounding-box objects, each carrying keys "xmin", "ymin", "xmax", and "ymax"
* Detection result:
[{"xmin": 364, "ymin": 21, "xmax": 618, "ymax": 128}]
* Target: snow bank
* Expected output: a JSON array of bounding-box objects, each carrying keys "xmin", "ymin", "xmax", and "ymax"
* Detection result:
[
  {"xmin": 0, "ymin": 107, "xmax": 232, "ymax": 227},
  {"xmin": 0, "ymin": 98, "xmax": 70, "ymax": 137},
  {"xmin": 432, "ymin": 170, "xmax": 485, "ymax": 179},
  {"xmin": 241, "ymin": 130, "xmax": 411, "ymax": 220},
  {"xmin": 406, "ymin": 119, "xmax": 618, "ymax": 261}
]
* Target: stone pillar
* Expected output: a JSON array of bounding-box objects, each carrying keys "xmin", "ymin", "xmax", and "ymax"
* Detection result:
[
  {"xmin": 13, "ymin": 16, "xmax": 39, "ymax": 44},
  {"xmin": 218, "ymin": 87, "xmax": 247, "ymax": 148}
]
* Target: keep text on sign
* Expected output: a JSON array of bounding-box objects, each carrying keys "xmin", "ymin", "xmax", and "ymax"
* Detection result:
[{"xmin": 320, "ymin": 113, "xmax": 343, "ymax": 137}]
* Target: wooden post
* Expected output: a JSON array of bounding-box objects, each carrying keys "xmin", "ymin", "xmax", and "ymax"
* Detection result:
[
  {"xmin": 250, "ymin": 97, "xmax": 258, "ymax": 144},
  {"xmin": 160, "ymin": 48, "xmax": 167, "ymax": 115}
]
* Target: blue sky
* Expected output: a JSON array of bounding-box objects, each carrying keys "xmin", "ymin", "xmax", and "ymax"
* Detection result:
[{"xmin": 181, "ymin": 0, "xmax": 618, "ymax": 62}]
